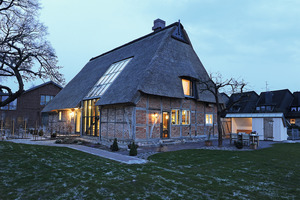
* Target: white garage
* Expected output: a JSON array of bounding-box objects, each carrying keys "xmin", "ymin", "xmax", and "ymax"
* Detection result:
[{"xmin": 226, "ymin": 113, "xmax": 288, "ymax": 141}]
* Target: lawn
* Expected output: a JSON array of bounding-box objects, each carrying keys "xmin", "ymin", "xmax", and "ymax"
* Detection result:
[{"xmin": 0, "ymin": 142, "xmax": 299, "ymax": 199}]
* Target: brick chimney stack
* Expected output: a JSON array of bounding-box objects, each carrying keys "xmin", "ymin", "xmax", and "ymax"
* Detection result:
[{"xmin": 152, "ymin": 19, "xmax": 165, "ymax": 32}]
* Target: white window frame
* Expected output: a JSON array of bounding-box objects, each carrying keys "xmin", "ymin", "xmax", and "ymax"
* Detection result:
[
  {"xmin": 181, "ymin": 110, "xmax": 190, "ymax": 125},
  {"xmin": 171, "ymin": 109, "xmax": 180, "ymax": 125},
  {"xmin": 205, "ymin": 114, "xmax": 213, "ymax": 126}
]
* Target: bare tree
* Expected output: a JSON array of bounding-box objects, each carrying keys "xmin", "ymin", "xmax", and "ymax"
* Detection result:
[
  {"xmin": 199, "ymin": 72, "xmax": 246, "ymax": 147},
  {"xmin": 0, "ymin": 0, "xmax": 64, "ymax": 107}
]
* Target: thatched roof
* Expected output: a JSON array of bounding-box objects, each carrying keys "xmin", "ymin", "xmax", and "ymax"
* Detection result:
[{"xmin": 43, "ymin": 21, "xmax": 215, "ymax": 112}]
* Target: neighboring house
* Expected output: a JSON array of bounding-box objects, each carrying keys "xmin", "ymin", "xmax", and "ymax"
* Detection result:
[
  {"xmin": 286, "ymin": 92, "xmax": 300, "ymax": 126},
  {"xmin": 42, "ymin": 19, "xmax": 217, "ymax": 145},
  {"xmin": 225, "ymin": 89, "xmax": 294, "ymax": 141},
  {"xmin": 0, "ymin": 81, "xmax": 62, "ymax": 134}
]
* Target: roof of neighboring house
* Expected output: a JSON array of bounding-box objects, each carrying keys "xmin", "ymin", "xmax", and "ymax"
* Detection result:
[
  {"xmin": 226, "ymin": 91, "xmax": 259, "ymax": 113},
  {"xmin": 286, "ymin": 92, "xmax": 300, "ymax": 118},
  {"xmin": 24, "ymin": 81, "xmax": 63, "ymax": 94},
  {"xmin": 256, "ymin": 89, "xmax": 294, "ymax": 113},
  {"xmin": 42, "ymin": 21, "xmax": 215, "ymax": 112},
  {"xmin": 290, "ymin": 92, "xmax": 300, "ymax": 106},
  {"xmin": 0, "ymin": 81, "xmax": 62, "ymax": 96}
]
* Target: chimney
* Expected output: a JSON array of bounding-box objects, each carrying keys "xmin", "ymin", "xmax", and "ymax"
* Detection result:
[{"xmin": 152, "ymin": 19, "xmax": 165, "ymax": 31}]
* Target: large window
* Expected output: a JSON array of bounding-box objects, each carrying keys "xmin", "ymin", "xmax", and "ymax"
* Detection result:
[
  {"xmin": 182, "ymin": 79, "xmax": 193, "ymax": 96},
  {"xmin": 171, "ymin": 109, "xmax": 180, "ymax": 125},
  {"xmin": 205, "ymin": 114, "xmax": 213, "ymax": 125},
  {"xmin": 86, "ymin": 57, "xmax": 132, "ymax": 98},
  {"xmin": 181, "ymin": 110, "xmax": 190, "ymax": 125},
  {"xmin": 40, "ymin": 95, "xmax": 54, "ymax": 105},
  {"xmin": 82, "ymin": 99, "xmax": 100, "ymax": 137},
  {"xmin": 171, "ymin": 109, "xmax": 190, "ymax": 125},
  {"xmin": 0, "ymin": 96, "xmax": 17, "ymax": 110}
]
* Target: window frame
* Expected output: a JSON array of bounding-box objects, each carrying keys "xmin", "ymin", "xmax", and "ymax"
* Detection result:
[
  {"xmin": 0, "ymin": 96, "xmax": 17, "ymax": 110},
  {"xmin": 205, "ymin": 114, "xmax": 213, "ymax": 126},
  {"xmin": 182, "ymin": 78, "xmax": 193, "ymax": 97},
  {"xmin": 40, "ymin": 95, "xmax": 54, "ymax": 106},
  {"xmin": 171, "ymin": 109, "xmax": 180, "ymax": 125},
  {"xmin": 181, "ymin": 110, "xmax": 190, "ymax": 125}
]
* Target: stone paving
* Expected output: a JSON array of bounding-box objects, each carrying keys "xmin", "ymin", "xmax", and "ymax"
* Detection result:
[{"xmin": 4, "ymin": 135, "xmax": 299, "ymax": 164}]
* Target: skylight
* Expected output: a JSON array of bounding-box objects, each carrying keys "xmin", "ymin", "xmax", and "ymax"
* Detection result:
[{"xmin": 85, "ymin": 57, "xmax": 132, "ymax": 99}]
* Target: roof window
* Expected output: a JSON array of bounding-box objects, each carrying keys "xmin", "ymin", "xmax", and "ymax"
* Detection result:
[{"xmin": 85, "ymin": 57, "xmax": 132, "ymax": 99}]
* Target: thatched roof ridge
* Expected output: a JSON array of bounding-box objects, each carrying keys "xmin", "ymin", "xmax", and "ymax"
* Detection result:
[{"xmin": 43, "ymin": 21, "xmax": 215, "ymax": 112}]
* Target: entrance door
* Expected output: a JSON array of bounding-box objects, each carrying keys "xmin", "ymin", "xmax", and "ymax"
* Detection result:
[
  {"xmin": 264, "ymin": 118, "xmax": 273, "ymax": 140},
  {"xmin": 162, "ymin": 112, "xmax": 170, "ymax": 139}
]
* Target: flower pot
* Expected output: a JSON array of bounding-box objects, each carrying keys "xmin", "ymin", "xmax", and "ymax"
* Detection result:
[
  {"xmin": 250, "ymin": 144, "xmax": 257, "ymax": 149},
  {"xmin": 205, "ymin": 140, "xmax": 212, "ymax": 146}
]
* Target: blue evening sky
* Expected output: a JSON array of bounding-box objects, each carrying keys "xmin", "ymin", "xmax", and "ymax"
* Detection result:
[{"xmin": 25, "ymin": 0, "xmax": 300, "ymax": 94}]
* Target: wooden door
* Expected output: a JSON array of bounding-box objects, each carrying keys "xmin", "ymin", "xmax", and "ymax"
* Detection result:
[{"xmin": 264, "ymin": 118, "xmax": 273, "ymax": 140}]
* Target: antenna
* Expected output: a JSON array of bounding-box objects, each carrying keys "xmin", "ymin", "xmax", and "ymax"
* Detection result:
[{"xmin": 265, "ymin": 81, "xmax": 269, "ymax": 92}]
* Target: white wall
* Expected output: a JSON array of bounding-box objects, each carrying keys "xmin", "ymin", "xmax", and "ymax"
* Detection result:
[
  {"xmin": 252, "ymin": 118, "xmax": 264, "ymax": 140},
  {"xmin": 272, "ymin": 118, "xmax": 287, "ymax": 141}
]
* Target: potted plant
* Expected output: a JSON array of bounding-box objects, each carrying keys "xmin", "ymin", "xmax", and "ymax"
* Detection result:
[
  {"xmin": 250, "ymin": 142, "xmax": 257, "ymax": 150},
  {"xmin": 234, "ymin": 140, "xmax": 243, "ymax": 149}
]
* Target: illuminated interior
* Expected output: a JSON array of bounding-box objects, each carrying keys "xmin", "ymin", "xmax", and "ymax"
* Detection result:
[
  {"xmin": 290, "ymin": 119, "xmax": 296, "ymax": 124},
  {"xmin": 163, "ymin": 112, "xmax": 169, "ymax": 138},
  {"xmin": 206, "ymin": 114, "xmax": 213, "ymax": 125},
  {"xmin": 182, "ymin": 79, "xmax": 192, "ymax": 96},
  {"xmin": 171, "ymin": 110, "xmax": 180, "ymax": 125},
  {"xmin": 82, "ymin": 99, "xmax": 99, "ymax": 136},
  {"xmin": 182, "ymin": 110, "xmax": 190, "ymax": 125}
]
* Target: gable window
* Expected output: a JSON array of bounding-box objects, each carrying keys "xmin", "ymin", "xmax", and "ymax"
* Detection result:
[
  {"xmin": 86, "ymin": 57, "xmax": 132, "ymax": 98},
  {"xmin": 171, "ymin": 109, "xmax": 180, "ymax": 125},
  {"xmin": 181, "ymin": 110, "xmax": 190, "ymax": 125},
  {"xmin": 40, "ymin": 95, "xmax": 54, "ymax": 105},
  {"xmin": 182, "ymin": 79, "xmax": 193, "ymax": 96},
  {"xmin": 290, "ymin": 119, "xmax": 296, "ymax": 124},
  {"xmin": 0, "ymin": 96, "xmax": 17, "ymax": 110},
  {"xmin": 205, "ymin": 114, "xmax": 213, "ymax": 125}
]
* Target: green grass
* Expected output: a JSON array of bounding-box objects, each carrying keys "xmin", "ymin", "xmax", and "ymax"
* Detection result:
[{"xmin": 0, "ymin": 142, "xmax": 299, "ymax": 199}]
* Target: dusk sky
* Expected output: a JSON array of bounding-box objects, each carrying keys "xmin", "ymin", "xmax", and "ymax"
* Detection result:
[{"xmin": 26, "ymin": 0, "xmax": 300, "ymax": 94}]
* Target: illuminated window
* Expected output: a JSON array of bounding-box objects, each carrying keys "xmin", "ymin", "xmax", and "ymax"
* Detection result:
[
  {"xmin": 58, "ymin": 111, "xmax": 62, "ymax": 121},
  {"xmin": 40, "ymin": 95, "xmax": 54, "ymax": 105},
  {"xmin": 206, "ymin": 114, "xmax": 213, "ymax": 125},
  {"xmin": 181, "ymin": 110, "xmax": 190, "ymax": 125},
  {"xmin": 171, "ymin": 109, "xmax": 180, "ymax": 125},
  {"xmin": 0, "ymin": 96, "xmax": 17, "ymax": 110},
  {"xmin": 290, "ymin": 119, "xmax": 296, "ymax": 124},
  {"xmin": 86, "ymin": 57, "xmax": 132, "ymax": 98},
  {"xmin": 182, "ymin": 79, "xmax": 193, "ymax": 96}
]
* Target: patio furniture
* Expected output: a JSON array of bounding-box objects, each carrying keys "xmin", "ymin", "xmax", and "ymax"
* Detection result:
[
  {"xmin": 242, "ymin": 133, "xmax": 250, "ymax": 146},
  {"xmin": 230, "ymin": 133, "xmax": 238, "ymax": 144},
  {"xmin": 250, "ymin": 134, "xmax": 259, "ymax": 146}
]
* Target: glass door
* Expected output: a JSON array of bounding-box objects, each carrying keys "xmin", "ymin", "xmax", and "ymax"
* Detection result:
[{"xmin": 162, "ymin": 112, "xmax": 170, "ymax": 139}]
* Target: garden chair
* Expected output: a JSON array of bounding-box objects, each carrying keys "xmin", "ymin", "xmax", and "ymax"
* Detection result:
[
  {"xmin": 242, "ymin": 133, "xmax": 250, "ymax": 146},
  {"xmin": 230, "ymin": 133, "xmax": 238, "ymax": 145}
]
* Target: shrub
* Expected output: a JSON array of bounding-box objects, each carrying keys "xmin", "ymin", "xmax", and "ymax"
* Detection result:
[
  {"xmin": 50, "ymin": 132, "xmax": 57, "ymax": 139},
  {"xmin": 110, "ymin": 138, "xmax": 119, "ymax": 151},
  {"xmin": 55, "ymin": 139, "xmax": 62, "ymax": 144},
  {"xmin": 128, "ymin": 143, "xmax": 139, "ymax": 149},
  {"xmin": 234, "ymin": 141, "xmax": 243, "ymax": 149},
  {"xmin": 38, "ymin": 130, "xmax": 44, "ymax": 136},
  {"xmin": 129, "ymin": 142, "xmax": 138, "ymax": 156}
]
